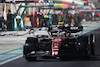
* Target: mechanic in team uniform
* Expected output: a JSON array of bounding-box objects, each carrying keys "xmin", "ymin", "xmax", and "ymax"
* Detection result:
[
  {"xmin": 57, "ymin": 10, "xmax": 65, "ymax": 30},
  {"xmin": 68, "ymin": 8, "xmax": 81, "ymax": 26},
  {"xmin": 52, "ymin": 14, "xmax": 58, "ymax": 25},
  {"xmin": 68, "ymin": 8, "xmax": 76, "ymax": 26},
  {"xmin": 41, "ymin": 14, "xmax": 49, "ymax": 27},
  {"xmin": 7, "ymin": 10, "xmax": 13, "ymax": 30},
  {"xmin": 41, "ymin": 11, "xmax": 52, "ymax": 27},
  {"xmin": 47, "ymin": 11, "xmax": 52, "ymax": 27}
]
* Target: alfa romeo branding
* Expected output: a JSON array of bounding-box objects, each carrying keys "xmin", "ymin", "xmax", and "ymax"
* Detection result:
[{"xmin": 52, "ymin": 37, "xmax": 63, "ymax": 56}]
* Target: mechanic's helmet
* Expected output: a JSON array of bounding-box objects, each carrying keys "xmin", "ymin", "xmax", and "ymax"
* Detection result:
[{"xmin": 48, "ymin": 11, "xmax": 51, "ymax": 15}]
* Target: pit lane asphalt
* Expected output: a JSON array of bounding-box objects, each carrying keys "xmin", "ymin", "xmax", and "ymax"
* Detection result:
[{"xmin": 1, "ymin": 28, "xmax": 100, "ymax": 67}]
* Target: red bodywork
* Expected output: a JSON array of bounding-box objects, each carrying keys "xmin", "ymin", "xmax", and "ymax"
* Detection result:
[{"xmin": 52, "ymin": 37, "xmax": 64, "ymax": 56}]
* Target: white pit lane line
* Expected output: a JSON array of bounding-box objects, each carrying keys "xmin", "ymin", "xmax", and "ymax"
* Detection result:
[
  {"xmin": 0, "ymin": 47, "xmax": 23, "ymax": 65},
  {"xmin": 0, "ymin": 55, "xmax": 23, "ymax": 65}
]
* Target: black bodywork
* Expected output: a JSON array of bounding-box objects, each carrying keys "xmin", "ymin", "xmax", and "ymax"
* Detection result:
[{"xmin": 23, "ymin": 26, "xmax": 95, "ymax": 61}]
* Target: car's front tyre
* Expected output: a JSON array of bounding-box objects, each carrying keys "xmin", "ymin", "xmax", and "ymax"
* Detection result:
[{"xmin": 23, "ymin": 37, "xmax": 38, "ymax": 61}]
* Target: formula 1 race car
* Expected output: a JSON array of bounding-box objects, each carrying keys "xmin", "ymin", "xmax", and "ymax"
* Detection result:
[{"xmin": 23, "ymin": 26, "xmax": 95, "ymax": 61}]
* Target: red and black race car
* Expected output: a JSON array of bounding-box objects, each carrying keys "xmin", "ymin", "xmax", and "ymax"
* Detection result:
[{"xmin": 23, "ymin": 26, "xmax": 95, "ymax": 61}]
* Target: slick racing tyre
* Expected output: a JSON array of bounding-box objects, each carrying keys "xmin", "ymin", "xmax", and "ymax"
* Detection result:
[
  {"xmin": 90, "ymin": 34, "xmax": 95, "ymax": 55},
  {"xmin": 23, "ymin": 37, "xmax": 38, "ymax": 61},
  {"xmin": 23, "ymin": 46, "xmax": 37, "ymax": 61},
  {"xmin": 78, "ymin": 35, "xmax": 91, "ymax": 59}
]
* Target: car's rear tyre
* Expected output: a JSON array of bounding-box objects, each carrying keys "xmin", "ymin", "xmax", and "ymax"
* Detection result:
[
  {"xmin": 90, "ymin": 34, "xmax": 95, "ymax": 55},
  {"xmin": 84, "ymin": 36, "xmax": 91, "ymax": 60},
  {"xmin": 85, "ymin": 50, "xmax": 91, "ymax": 60},
  {"xmin": 78, "ymin": 35, "xmax": 91, "ymax": 59},
  {"xmin": 84, "ymin": 36, "xmax": 91, "ymax": 59}
]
